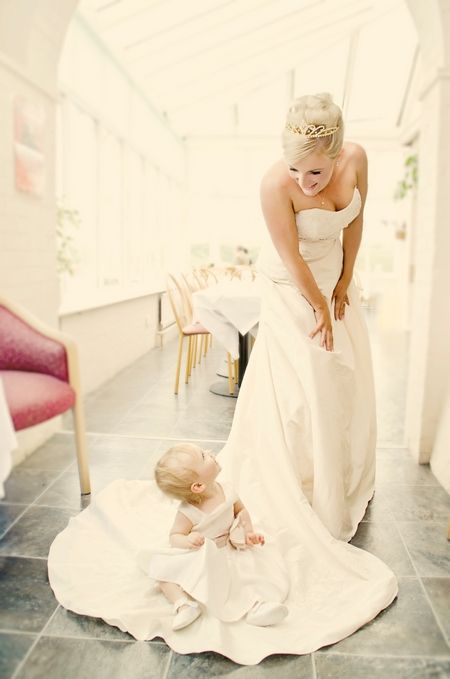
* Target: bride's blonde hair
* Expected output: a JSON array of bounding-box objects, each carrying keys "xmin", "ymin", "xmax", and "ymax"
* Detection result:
[
  {"xmin": 282, "ymin": 92, "xmax": 344, "ymax": 165},
  {"xmin": 154, "ymin": 443, "xmax": 204, "ymax": 504}
]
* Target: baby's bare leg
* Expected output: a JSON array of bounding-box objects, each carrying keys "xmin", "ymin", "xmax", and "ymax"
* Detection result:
[
  {"xmin": 159, "ymin": 581, "xmax": 201, "ymax": 630},
  {"xmin": 159, "ymin": 581, "xmax": 192, "ymax": 604}
]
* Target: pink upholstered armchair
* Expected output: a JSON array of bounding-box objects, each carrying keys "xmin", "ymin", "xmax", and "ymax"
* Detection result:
[{"xmin": 0, "ymin": 296, "xmax": 90, "ymax": 495}]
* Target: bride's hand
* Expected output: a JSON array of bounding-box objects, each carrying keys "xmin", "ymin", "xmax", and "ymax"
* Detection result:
[
  {"xmin": 332, "ymin": 279, "xmax": 350, "ymax": 321},
  {"xmin": 309, "ymin": 301, "xmax": 334, "ymax": 352}
]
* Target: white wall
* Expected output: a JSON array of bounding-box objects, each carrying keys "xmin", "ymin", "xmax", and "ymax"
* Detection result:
[
  {"xmin": 53, "ymin": 16, "xmax": 188, "ymax": 399},
  {"xmin": 57, "ymin": 15, "xmax": 188, "ymax": 313},
  {"xmin": 60, "ymin": 294, "xmax": 160, "ymax": 394},
  {"xmin": 0, "ymin": 0, "xmax": 77, "ymax": 324},
  {"xmin": 185, "ymin": 136, "xmax": 278, "ymax": 262},
  {"xmin": 59, "ymin": 15, "xmax": 185, "ymax": 180}
]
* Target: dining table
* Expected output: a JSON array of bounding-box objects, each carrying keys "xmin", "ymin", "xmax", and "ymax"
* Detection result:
[
  {"xmin": 192, "ymin": 278, "xmax": 261, "ymax": 397},
  {"xmin": 0, "ymin": 376, "xmax": 17, "ymax": 498}
]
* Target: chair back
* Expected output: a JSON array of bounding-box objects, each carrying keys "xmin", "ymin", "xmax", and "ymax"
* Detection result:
[
  {"xmin": 181, "ymin": 272, "xmax": 197, "ymax": 293},
  {"xmin": 166, "ymin": 275, "xmax": 190, "ymax": 331},
  {"xmin": 193, "ymin": 270, "xmax": 207, "ymax": 289},
  {"xmin": 0, "ymin": 304, "xmax": 68, "ymax": 381},
  {"xmin": 198, "ymin": 268, "xmax": 218, "ymax": 285}
]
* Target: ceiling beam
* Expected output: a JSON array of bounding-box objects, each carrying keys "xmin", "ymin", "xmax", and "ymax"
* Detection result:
[
  {"xmin": 143, "ymin": 2, "xmax": 371, "ymax": 84},
  {"xmin": 341, "ymin": 28, "xmax": 359, "ymax": 117}
]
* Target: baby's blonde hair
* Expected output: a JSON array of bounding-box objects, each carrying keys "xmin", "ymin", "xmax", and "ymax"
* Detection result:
[
  {"xmin": 282, "ymin": 92, "xmax": 344, "ymax": 165},
  {"xmin": 154, "ymin": 443, "xmax": 203, "ymax": 504}
]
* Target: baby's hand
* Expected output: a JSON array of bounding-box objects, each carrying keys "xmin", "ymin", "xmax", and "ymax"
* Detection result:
[
  {"xmin": 186, "ymin": 531, "xmax": 205, "ymax": 549},
  {"xmin": 245, "ymin": 532, "xmax": 265, "ymax": 546}
]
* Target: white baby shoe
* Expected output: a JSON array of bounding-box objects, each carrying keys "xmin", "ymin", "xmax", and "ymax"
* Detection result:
[
  {"xmin": 246, "ymin": 601, "xmax": 288, "ymax": 627},
  {"xmin": 172, "ymin": 597, "xmax": 202, "ymax": 631}
]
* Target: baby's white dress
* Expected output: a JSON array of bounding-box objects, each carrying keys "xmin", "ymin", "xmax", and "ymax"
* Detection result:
[{"xmin": 144, "ymin": 481, "xmax": 289, "ymax": 621}]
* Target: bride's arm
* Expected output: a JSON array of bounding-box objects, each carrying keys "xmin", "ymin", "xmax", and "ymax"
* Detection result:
[
  {"xmin": 340, "ymin": 145, "xmax": 368, "ymax": 284},
  {"xmin": 260, "ymin": 173, "xmax": 326, "ymax": 311},
  {"xmin": 332, "ymin": 146, "xmax": 368, "ymax": 321},
  {"xmin": 260, "ymin": 172, "xmax": 334, "ymax": 351}
]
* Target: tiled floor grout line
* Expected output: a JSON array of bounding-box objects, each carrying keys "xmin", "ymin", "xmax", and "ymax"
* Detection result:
[
  {"xmin": 0, "ymin": 625, "xmax": 168, "ymax": 646},
  {"xmin": 27, "ymin": 465, "xmax": 81, "ymax": 508},
  {"xmin": 394, "ymin": 519, "xmax": 450, "ymax": 647},
  {"xmin": 42, "ymin": 633, "xmax": 165, "ymax": 645},
  {"xmin": 5, "ymin": 503, "xmax": 83, "ymax": 512},
  {"xmin": 0, "ymin": 465, "xmax": 68, "ymax": 540},
  {"xmin": 161, "ymin": 649, "xmax": 174, "ymax": 679},
  {"xmin": 0, "ymin": 463, "xmax": 76, "ymax": 543},
  {"xmin": 316, "ymin": 651, "xmax": 450, "ymax": 659},
  {"xmin": 0, "ymin": 629, "xmax": 37, "ymax": 636},
  {"xmin": 58, "ymin": 430, "xmax": 229, "ymax": 444},
  {"xmin": 10, "ymin": 603, "xmax": 61, "ymax": 679},
  {"xmin": 311, "ymin": 652, "xmax": 317, "ymax": 678},
  {"xmin": 0, "ymin": 554, "xmax": 47, "ymax": 560},
  {"xmin": 0, "ymin": 506, "xmax": 30, "ymax": 542}
]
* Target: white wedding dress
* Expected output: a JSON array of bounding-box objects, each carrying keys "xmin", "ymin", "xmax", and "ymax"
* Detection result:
[
  {"xmin": 48, "ymin": 186, "xmax": 398, "ymax": 665},
  {"xmin": 227, "ymin": 185, "xmax": 376, "ymax": 542}
]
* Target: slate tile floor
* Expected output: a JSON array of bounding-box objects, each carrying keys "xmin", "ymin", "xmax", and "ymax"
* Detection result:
[{"xmin": 1, "ymin": 325, "xmax": 449, "ymax": 678}]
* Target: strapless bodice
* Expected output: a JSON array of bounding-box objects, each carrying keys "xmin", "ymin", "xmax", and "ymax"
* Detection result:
[
  {"xmin": 296, "ymin": 187, "xmax": 361, "ymax": 242},
  {"xmin": 256, "ymin": 186, "xmax": 362, "ymax": 290}
]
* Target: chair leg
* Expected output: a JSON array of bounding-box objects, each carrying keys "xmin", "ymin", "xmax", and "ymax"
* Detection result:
[
  {"xmin": 203, "ymin": 334, "xmax": 208, "ymax": 357},
  {"xmin": 185, "ymin": 336, "xmax": 192, "ymax": 383},
  {"xmin": 193, "ymin": 336, "xmax": 198, "ymax": 368},
  {"xmin": 174, "ymin": 333, "xmax": 184, "ymax": 394},
  {"xmin": 234, "ymin": 359, "xmax": 239, "ymax": 386},
  {"xmin": 198, "ymin": 336, "xmax": 203, "ymax": 364},
  {"xmin": 72, "ymin": 399, "xmax": 91, "ymax": 495},
  {"xmin": 227, "ymin": 353, "xmax": 235, "ymax": 395},
  {"xmin": 190, "ymin": 337, "xmax": 195, "ymax": 375}
]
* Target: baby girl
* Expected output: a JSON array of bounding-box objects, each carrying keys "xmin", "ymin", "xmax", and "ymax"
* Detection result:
[{"xmin": 151, "ymin": 442, "xmax": 289, "ymax": 631}]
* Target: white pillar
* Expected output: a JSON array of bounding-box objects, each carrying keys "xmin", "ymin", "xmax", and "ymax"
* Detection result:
[
  {"xmin": 405, "ymin": 0, "xmax": 450, "ymax": 464},
  {"xmin": 406, "ymin": 70, "xmax": 450, "ymax": 460}
]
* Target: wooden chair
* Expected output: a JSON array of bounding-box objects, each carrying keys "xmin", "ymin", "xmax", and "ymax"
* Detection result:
[
  {"xmin": 181, "ymin": 271, "xmax": 199, "ymax": 294},
  {"xmin": 166, "ymin": 276, "xmax": 210, "ymax": 394},
  {"xmin": 198, "ymin": 267, "xmax": 218, "ymax": 286},
  {"xmin": 0, "ymin": 296, "xmax": 90, "ymax": 495}
]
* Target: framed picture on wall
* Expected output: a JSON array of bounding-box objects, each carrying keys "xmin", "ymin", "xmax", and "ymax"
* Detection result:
[{"xmin": 14, "ymin": 96, "xmax": 46, "ymax": 197}]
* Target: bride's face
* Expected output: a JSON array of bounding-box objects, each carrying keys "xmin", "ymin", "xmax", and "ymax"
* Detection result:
[{"xmin": 288, "ymin": 150, "xmax": 336, "ymax": 196}]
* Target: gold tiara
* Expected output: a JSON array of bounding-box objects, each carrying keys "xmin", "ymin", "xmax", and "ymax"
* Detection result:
[{"xmin": 285, "ymin": 122, "xmax": 339, "ymax": 138}]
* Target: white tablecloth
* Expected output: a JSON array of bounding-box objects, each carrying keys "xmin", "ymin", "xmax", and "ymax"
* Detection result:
[
  {"xmin": 193, "ymin": 279, "xmax": 261, "ymax": 360},
  {"xmin": 0, "ymin": 376, "xmax": 17, "ymax": 498}
]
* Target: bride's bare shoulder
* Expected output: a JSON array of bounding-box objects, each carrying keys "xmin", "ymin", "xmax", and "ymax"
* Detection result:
[{"xmin": 343, "ymin": 141, "xmax": 367, "ymax": 165}]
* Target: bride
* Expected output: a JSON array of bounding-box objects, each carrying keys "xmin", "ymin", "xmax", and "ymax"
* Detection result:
[
  {"xmin": 48, "ymin": 93, "xmax": 397, "ymax": 665},
  {"xmin": 220, "ymin": 92, "xmax": 376, "ymax": 542}
]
